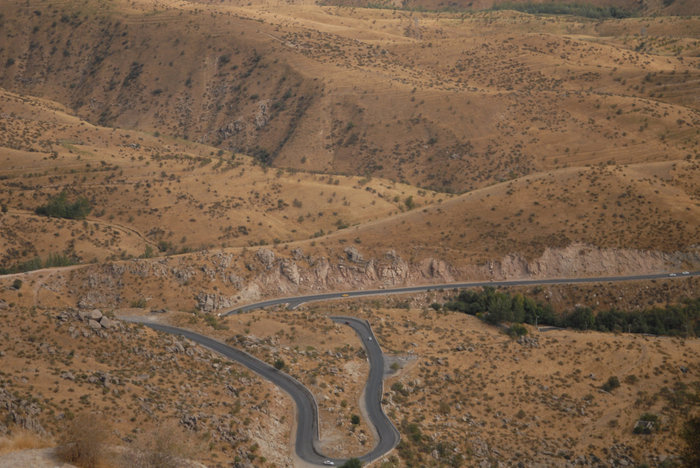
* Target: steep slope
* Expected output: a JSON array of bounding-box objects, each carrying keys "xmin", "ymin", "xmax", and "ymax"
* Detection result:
[
  {"xmin": 0, "ymin": 87, "xmax": 437, "ymax": 268},
  {"xmin": 1, "ymin": 0, "xmax": 698, "ymax": 192}
]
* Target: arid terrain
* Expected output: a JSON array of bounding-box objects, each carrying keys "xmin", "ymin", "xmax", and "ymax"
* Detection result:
[{"xmin": 1, "ymin": 0, "xmax": 699, "ymax": 466}]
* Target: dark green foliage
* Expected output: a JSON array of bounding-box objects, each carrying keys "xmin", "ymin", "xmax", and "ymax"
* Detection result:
[
  {"xmin": 506, "ymin": 323, "xmax": 528, "ymax": 338},
  {"xmin": 563, "ymin": 307, "xmax": 595, "ymax": 330},
  {"xmin": 447, "ymin": 288, "xmax": 546, "ymax": 324},
  {"xmin": 11, "ymin": 279, "xmax": 22, "ymax": 290},
  {"xmin": 601, "ymin": 376, "xmax": 620, "ymax": 392},
  {"xmin": 491, "ymin": 2, "xmax": 634, "ymax": 19},
  {"xmin": 0, "ymin": 253, "xmax": 78, "ymax": 275},
  {"xmin": 340, "ymin": 459, "xmax": 362, "ymax": 468},
  {"xmin": 203, "ymin": 314, "xmax": 228, "ymax": 330},
  {"xmin": 141, "ymin": 245, "xmax": 155, "ymax": 259},
  {"xmin": 250, "ymin": 146, "xmax": 272, "ymax": 166},
  {"xmin": 157, "ymin": 240, "xmax": 173, "ymax": 253},
  {"xmin": 274, "ymin": 358, "xmax": 285, "ymax": 370},
  {"xmin": 350, "ymin": 414, "xmax": 360, "ymax": 425},
  {"xmin": 35, "ymin": 191, "xmax": 92, "ymax": 219},
  {"xmin": 681, "ymin": 416, "xmax": 700, "ymax": 467},
  {"xmin": 444, "ymin": 288, "xmax": 700, "ymax": 337}
]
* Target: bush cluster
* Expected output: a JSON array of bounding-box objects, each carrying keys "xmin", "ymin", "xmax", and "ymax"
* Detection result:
[
  {"xmin": 35, "ymin": 191, "xmax": 92, "ymax": 219},
  {"xmin": 0, "ymin": 253, "xmax": 77, "ymax": 275},
  {"xmin": 491, "ymin": 2, "xmax": 634, "ymax": 19},
  {"xmin": 445, "ymin": 287, "xmax": 700, "ymax": 337}
]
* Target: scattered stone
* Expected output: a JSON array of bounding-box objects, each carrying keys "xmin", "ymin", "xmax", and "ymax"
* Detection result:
[
  {"xmin": 88, "ymin": 319, "xmax": 102, "ymax": 330},
  {"xmin": 89, "ymin": 309, "xmax": 103, "ymax": 321},
  {"xmin": 99, "ymin": 316, "xmax": 115, "ymax": 329}
]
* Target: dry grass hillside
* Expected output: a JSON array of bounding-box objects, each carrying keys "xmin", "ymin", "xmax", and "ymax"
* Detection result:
[
  {"xmin": 1, "ymin": 0, "xmax": 698, "ymax": 193},
  {"xmin": 318, "ymin": 0, "xmax": 700, "ymax": 17},
  {"xmin": 0, "ymin": 87, "xmax": 436, "ymax": 268},
  {"xmin": 0, "ymin": 303, "xmax": 295, "ymax": 467},
  {"xmin": 1, "ymin": 0, "xmax": 699, "ymax": 467}
]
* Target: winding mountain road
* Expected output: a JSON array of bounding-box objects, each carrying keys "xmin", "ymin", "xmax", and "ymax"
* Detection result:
[
  {"xmin": 221, "ymin": 271, "xmax": 699, "ymax": 316},
  {"xmin": 126, "ymin": 271, "xmax": 697, "ymax": 465},
  {"xmin": 125, "ymin": 317, "xmax": 399, "ymax": 466}
]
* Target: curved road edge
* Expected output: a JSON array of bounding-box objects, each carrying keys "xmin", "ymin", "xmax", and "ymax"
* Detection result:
[
  {"xmin": 221, "ymin": 271, "xmax": 699, "ymax": 316},
  {"xmin": 121, "ymin": 318, "xmax": 400, "ymax": 466},
  {"xmin": 329, "ymin": 316, "xmax": 401, "ymax": 464}
]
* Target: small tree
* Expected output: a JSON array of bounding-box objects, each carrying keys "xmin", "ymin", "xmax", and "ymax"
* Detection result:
[
  {"xmin": 274, "ymin": 358, "xmax": 285, "ymax": 370},
  {"xmin": 11, "ymin": 279, "xmax": 22, "ymax": 290},
  {"xmin": 350, "ymin": 414, "xmax": 360, "ymax": 425},
  {"xmin": 601, "ymin": 376, "xmax": 620, "ymax": 392},
  {"xmin": 35, "ymin": 191, "xmax": 92, "ymax": 219}
]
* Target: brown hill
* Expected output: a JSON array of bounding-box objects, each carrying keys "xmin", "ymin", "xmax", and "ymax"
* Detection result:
[
  {"xmin": 317, "ymin": 0, "xmax": 700, "ymax": 16},
  {"xmin": 0, "ymin": 87, "xmax": 436, "ymax": 268},
  {"xmin": 1, "ymin": 0, "xmax": 698, "ymax": 193}
]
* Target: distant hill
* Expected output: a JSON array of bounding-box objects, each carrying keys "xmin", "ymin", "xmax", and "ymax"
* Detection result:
[{"xmin": 318, "ymin": 0, "xmax": 700, "ymax": 16}]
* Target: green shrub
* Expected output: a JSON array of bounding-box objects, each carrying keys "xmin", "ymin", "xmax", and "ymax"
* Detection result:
[
  {"xmin": 507, "ymin": 323, "xmax": 528, "ymax": 337},
  {"xmin": 131, "ymin": 298, "xmax": 147, "ymax": 308},
  {"xmin": 341, "ymin": 459, "xmax": 362, "ymax": 468},
  {"xmin": 491, "ymin": 2, "xmax": 635, "ymax": 19},
  {"xmin": 35, "ymin": 191, "xmax": 91, "ymax": 219},
  {"xmin": 601, "ymin": 376, "xmax": 620, "ymax": 392}
]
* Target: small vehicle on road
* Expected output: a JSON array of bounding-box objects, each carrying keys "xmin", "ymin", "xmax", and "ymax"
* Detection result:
[
  {"xmin": 682, "ymin": 271, "xmax": 690, "ymax": 275},
  {"xmin": 323, "ymin": 461, "xmax": 335, "ymax": 466},
  {"xmin": 669, "ymin": 273, "xmax": 677, "ymax": 277},
  {"xmin": 367, "ymin": 336, "xmax": 372, "ymax": 341},
  {"xmin": 342, "ymin": 293, "xmax": 349, "ymax": 297}
]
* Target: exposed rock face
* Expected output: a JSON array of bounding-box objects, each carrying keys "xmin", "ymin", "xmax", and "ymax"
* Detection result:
[
  {"xmin": 344, "ymin": 246, "xmax": 363, "ymax": 263},
  {"xmin": 64, "ymin": 242, "xmax": 698, "ymax": 312},
  {"xmin": 423, "ymin": 258, "xmax": 453, "ymax": 281},
  {"xmin": 0, "ymin": 387, "xmax": 45, "ymax": 436},
  {"xmin": 254, "ymin": 101, "xmax": 269, "ymax": 129},
  {"xmin": 480, "ymin": 243, "xmax": 700, "ymax": 279},
  {"xmin": 196, "ymin": 292, "xmax": 234, "ymax": 313},
  {"xmin": 280, "ymin": 260, "xmax": 300, "ymax": 285},
  {"xmin": 256, "ymin": 248, "xmax": 275, "ymax": 269}
]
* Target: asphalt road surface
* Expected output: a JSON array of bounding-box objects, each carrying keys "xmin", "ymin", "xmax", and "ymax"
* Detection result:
[
  {"xmin": 329, "ymin": 316, "xmax": 400, "ymax": 463},
  {"xmin": 221, "ymin": 271, "xmax": 699, "ymax": 316},
  {"xmin": 127, "ymin": 318, "xmax": 399, "ymax": 466}
]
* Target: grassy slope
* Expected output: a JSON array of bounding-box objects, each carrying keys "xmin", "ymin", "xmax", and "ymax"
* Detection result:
[
  {"xmin": 0, "ymin": 0, "xmax": 698, "ymax": 194},
  {"xmin": 0, "ymin": 87, "xmax": 437, "ymax": 267}
]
